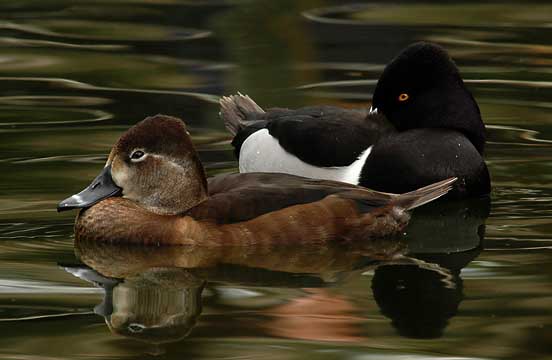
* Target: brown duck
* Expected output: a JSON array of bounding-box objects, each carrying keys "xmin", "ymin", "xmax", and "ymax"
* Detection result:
[{"xmin": 58, "ymin": 115, "xmax": 455, "ymax": 245}]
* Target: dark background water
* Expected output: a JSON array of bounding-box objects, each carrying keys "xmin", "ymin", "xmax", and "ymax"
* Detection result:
[{"xmin": 0, "ymin": 1, "xmax": 551, "ymax": 359}]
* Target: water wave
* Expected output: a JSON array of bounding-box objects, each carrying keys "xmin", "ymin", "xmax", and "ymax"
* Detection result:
[{"xmin": 0, "ymin": 20, "xmax": 212, "ymax": 42}]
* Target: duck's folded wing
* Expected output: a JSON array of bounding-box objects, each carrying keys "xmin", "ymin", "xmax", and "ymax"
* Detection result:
[
  {"xmin": 263, "ymin": 106, "xmax": 393, "ymax": 167},
  {"xmin": 187, "ymin": 172, "xmax": 393, "ymax": 224},
  {"xmin": 221, "ymin": 93, "xmax": 394, "ymax": 167}
]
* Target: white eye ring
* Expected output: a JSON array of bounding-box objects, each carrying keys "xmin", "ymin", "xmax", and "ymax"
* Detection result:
[{"xmin": 130, "ymin": 149, "xmax": 147, "ymax": 162}]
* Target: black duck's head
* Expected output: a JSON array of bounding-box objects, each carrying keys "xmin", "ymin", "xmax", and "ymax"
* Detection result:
[{"xmin": 372, "ymin": 42, "xmax": 485, "ymax": 154}]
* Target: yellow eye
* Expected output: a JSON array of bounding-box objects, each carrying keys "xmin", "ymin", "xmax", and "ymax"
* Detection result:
[{"xmin": 398, "ymin": 93, "xmax": 409, "ymax": 102}]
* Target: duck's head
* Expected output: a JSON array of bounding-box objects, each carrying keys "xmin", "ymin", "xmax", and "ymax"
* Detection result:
[
  {"xmin": 58, "ymin": 115, "xmax": 208, "ymax": 215},
  {"xmin": 371, "ymin": 42, "xmax": 485, "ymax": 153}
]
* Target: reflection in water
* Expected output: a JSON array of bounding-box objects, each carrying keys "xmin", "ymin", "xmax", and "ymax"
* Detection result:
[
  {"xmin": 65, "ymin": 199, "xmax": 489, "ymax": 345},
  {"xmin": 373, "ymin": 250, "xmax": 475, "ymax": 339},
  {"xmin": 406, "ymin": 197, "xmax": 490, "ymax": 253},
  {"xmin": 69, "ymin": 236, "xmax": 404, "ymax": 345},
  {"xmin": 105, "ymin": 270, "xmax": 203, "ymax": 345},
  {"xmin": 371, "ymin": 198, "xmax": 489, "ymax": 339},
  {"xmin": 65, "ymin": 266, "xmax": 203, "ymax": 347},
  {"xmin": 74, "ymin": 237, "xmax": 406, "ymax": 277}
]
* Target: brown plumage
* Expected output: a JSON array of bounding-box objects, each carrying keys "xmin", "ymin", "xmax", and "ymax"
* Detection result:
[
  {"xmin": 75, "ymin": 235, "xmax": 408, "ymax": 279},
  {"xmin": 59, "ymin": 115, "xmax": 456, "ymax": 246}
]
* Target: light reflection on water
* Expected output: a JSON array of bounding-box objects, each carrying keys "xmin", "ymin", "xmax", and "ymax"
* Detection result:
[{"xmin": 0, "ymin": 1, "xmax": 551, "ymax": 359}]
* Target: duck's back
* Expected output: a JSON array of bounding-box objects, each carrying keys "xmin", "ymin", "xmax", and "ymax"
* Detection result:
[
  {"xmin": 240, "ymin": 106, "xmax": 392, "ymax": 166},
  {"xmin": 222, "ymin": 94, "xmax": 395, "ymax": 184},
  {"xmin": 189, "ymin": 172, "xmax": 392, "ymax": 224}
]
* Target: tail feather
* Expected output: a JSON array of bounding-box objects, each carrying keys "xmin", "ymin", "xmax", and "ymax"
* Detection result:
[
  {"xmin": 219, "ymin": 92, "xmax": 265, "ymax": 136},
  {"xmin": 393, "ymin": 177, "xmax": 457, "ymax": 210},
  {"xmin": 341, "ymin": 179, "xmax": 455, "ymax": 241}
]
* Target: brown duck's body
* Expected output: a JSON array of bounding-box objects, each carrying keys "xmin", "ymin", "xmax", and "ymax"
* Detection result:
[
  {"xmin": 61, "ymin": 115, "xmax": 455, "ymax": 246},
  {"xmin": 75, "ymin": 173, "xmax": 454, "ymax": 246},
  {"xmin": 76, "ymin": 188, "xmax": 404, "ymax": 246}
]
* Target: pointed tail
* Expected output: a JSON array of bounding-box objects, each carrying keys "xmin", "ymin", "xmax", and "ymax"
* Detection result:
[
  {"xmin": 393, "ymin": 177, "xmax": 457, "ymax": 211},
  {"xmin": 219, "ymin": 92, "xmax": 265, "ymax": 136}
]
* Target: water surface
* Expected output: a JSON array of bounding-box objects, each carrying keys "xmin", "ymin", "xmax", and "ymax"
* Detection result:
[{"xmin": 1, "ymin": 1, "xmax": 551, "ymax": 359}]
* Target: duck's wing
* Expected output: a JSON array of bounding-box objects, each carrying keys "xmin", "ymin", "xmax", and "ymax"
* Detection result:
[
  {"xmin": 263, "ymin": 106, "xmax": 391, "ymax": 167},
  {"xmin": 220, "ymin": 94, "xmax": 395, "ymax": 167},
  {"xmin": 189, "ymin": 173, "xmax": 455, "ymax": 246},
  {"xmin": 187, "ymin": 172, "xmax": 394, "ymax": 224}
]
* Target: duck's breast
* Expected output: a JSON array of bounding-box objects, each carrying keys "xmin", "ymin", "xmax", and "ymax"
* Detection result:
[{"xmin": 359, "ymin": 128, "xmax": 490, "ymax": 197}]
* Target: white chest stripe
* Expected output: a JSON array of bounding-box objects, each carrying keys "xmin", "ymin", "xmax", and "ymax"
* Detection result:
[{"xmin": 239, "ymin": 129, "xmax": 371, "ymax": 185}]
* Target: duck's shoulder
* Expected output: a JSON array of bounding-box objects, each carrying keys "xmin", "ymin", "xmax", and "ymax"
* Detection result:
[
  {"xmin": 360, "ymin": 129, "xmax": 490, "ymax": 197},
  {"xmin": 235, "ymin": 105, "xmax": 394, "ymax": 167}
]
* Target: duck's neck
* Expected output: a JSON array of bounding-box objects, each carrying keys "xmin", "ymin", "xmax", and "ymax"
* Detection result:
[
  {"xmin": 447, "ymin": 83, "xmax": 486, "ymax": 154},
  {"xmin": 420, "ymin": 82, "xmax": 486, "ymax": 155}
]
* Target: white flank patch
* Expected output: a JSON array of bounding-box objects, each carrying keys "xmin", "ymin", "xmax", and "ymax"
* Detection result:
[{"xmin": 239, "ymin": 128, "xmax": 371, "ymax": 185}]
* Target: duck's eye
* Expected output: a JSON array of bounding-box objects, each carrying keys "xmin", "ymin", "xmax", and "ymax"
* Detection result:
[
  {"xmin": 398, "ymin": 93, "xmax": 409, "ymax": 102},
  {"xmin": 130, "ymin": 150, "xmax": 145, "ymax": 162}
]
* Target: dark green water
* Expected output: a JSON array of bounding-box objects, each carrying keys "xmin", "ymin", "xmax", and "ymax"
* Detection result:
[{"xmin": 1, "ymin": 1, "xmax": 552, "ymax": 359}]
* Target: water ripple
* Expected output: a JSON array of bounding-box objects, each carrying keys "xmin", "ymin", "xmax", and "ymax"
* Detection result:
[
  {"xmin": 487, "ymin": 125, "xmax": 552, "ymax": 146},
  {"xmin": 303, "ymin": 4, "xmax": 552, "ymax": 28},
  {"xmin": 0, "ymin": 54, "xmax": 60, "ymax": 70},
  {"xmin": 0, "ymin": 279, "xmax": 99, "ymax": 294},
  {"xmin": 427, "ymin": 36, "xmax": 552, "ymax": 56},
  {"xmin": 0, "ymin": 223, "xmax": 71, "ymax": 242},
  {"xmin": 0, "ymin": 36, "xmax": 128, "ymax": 50},
  {"xmin": 0, "ymin": 96, "xmax": 111, "ymax": 107},
  {"xmin": 0, "ymin": 77, "xmax": 220, "ymax": 103},
  {"xmin": 0, "ymin": 107, "xmax": 112, "ymax": 128},
  {"xmin": 0, "ymin": 20, "xmax": 212, "ymax": 42},
  {"xmin": 298, "ymin": 78, "xmax": 552, "ymax": 90}
]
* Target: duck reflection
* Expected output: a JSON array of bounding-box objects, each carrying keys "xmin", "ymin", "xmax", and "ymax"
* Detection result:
[
  {"xmin": 372, "ymin": 197, "xmax": 490, "ymax": 339},
  {"xmin": 67, "ymin": 238, "xmax": 405, "ymax": 345},
  {"xmin": 64, "ymin": 198, "xmax": 489, "ymax": 345},
  {"xmin": 106, "ymin": 270, "xmax": 203, "ymax": 344},
  {"xmin": 65, "ymin": 264, "xmax": 204, "ymax": 345},
  {"xmin": 66, "ymin": 239, "xmax": 407, "ymax": 344}
]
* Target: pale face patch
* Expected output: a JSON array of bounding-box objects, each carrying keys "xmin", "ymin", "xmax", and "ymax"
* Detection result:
[
  {"xmin": 110, "ymin": 156, "xmax": 133, "ymax": 198},
  {"xmin": 109, "ymin": 151, "xmax": 205, "ymax": 214}
]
